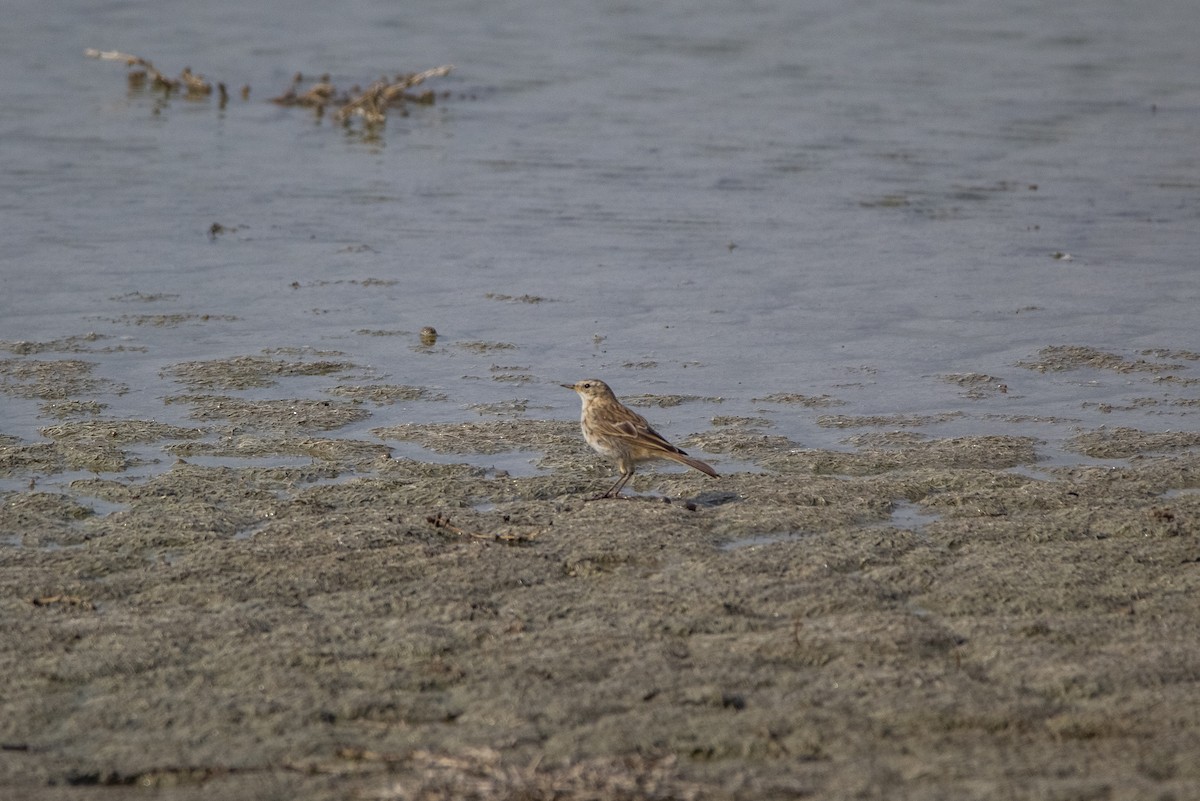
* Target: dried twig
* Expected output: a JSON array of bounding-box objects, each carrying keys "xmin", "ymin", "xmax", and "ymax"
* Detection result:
[
  {"xmin": 85, "ymin": 48, "xmax": 178, "ymax": 91},
  {"xmin": 29, "ymin": 594, "xmax": 96, "ymax": 610},
  {"xmin": 87, "ymin": 50, "xmax": 454, "ymax": 127},
  {"xmin": 369, "ymin": 748, "xmax": 701, "ymax": 801},
  {"xmin": 426, "ymin": 513, "xmax": 537, "ymax": 544},
  {"xmin": 336, "ymin": 65, "xmax": 454, "ymax": 124},
  {"xmin": 270, "ymin": 72, "xmax": 337, "ymax": 107},
  {"xmin": 84, "ymin": 48, "xmax": 148, "ymax": 68},
  {"xmin": 180, "ymin": 67, "xmax": 212, "ymax": 96}
]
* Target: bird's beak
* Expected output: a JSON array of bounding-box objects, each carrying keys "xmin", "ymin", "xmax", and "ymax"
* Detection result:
[{"xmin": 560, "ymin": 383, "xmax": 575, "ymax": 390}]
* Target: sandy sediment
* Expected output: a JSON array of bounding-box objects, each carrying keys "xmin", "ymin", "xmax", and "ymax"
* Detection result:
[{"xmin": 1, "ymin": 357, "xmax": 1199, "ymax": 799}]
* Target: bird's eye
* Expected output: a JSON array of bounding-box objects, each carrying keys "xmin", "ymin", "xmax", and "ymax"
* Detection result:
[{"xmin": 582, "ymin": 382, "xmax": 591, "ymax": 388}]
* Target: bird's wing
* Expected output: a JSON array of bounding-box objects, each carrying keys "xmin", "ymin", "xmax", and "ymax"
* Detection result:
[{"xmin": 613, "ymin": 418, "xmax": 688, "ymax": 455}]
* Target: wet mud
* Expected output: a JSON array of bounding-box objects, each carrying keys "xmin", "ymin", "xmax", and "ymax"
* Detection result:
[{"xmin": 2, "ymin": 352, "xmax": 1199, "ymax": 800}]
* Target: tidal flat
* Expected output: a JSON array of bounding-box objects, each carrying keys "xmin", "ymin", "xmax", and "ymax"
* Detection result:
[{"xmin": 2, "ymin": 371, "xmax": 1198, "ymax": 799}]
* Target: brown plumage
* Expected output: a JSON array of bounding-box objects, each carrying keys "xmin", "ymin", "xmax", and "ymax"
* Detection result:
[{"xmin": 562, "ymin": 379, "xmax": 718, "ymax": 499}]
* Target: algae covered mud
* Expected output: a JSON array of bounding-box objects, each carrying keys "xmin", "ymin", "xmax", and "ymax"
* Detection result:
[{"xmin": 2, "ymin": 343, "xmax": 1199, "ymax": 800}]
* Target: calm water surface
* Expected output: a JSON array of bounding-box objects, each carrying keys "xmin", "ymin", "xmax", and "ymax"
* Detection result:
[{"xmin": 2, "ymin": 0, "xmax": 1198, "ymax": 480}]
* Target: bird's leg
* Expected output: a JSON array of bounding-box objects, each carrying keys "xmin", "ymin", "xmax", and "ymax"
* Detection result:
[{"xmin": 588, "ymin": 468, "xmax": 634, "ymax": 501}]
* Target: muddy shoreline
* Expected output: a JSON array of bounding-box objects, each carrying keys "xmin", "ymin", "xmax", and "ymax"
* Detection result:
[{"xmin": 2, "ymin": 353, "xmax": 1200, "ymax": 799}]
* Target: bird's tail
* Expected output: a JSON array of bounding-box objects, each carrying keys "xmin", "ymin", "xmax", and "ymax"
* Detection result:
[{"xmin": 665, "ymin": 451, "xmax": 718, "ymax": 478}]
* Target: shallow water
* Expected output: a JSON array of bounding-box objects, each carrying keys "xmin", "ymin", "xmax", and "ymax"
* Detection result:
[{"xmin": 2, "ymin": 0, "xmax": 1198, "ymax": 488}]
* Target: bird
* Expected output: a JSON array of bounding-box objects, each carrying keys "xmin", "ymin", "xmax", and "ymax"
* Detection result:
[{"xmin": 561, "ymin": 379, "xmax": 718, "ymax": 499}]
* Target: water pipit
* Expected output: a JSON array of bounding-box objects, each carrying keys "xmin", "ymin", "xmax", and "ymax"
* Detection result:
[{"xmin": 562, "ymin": 379, "xmax": 718, "ymax": 499}]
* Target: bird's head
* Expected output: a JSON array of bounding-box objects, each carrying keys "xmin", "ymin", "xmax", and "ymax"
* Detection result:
[{"xmin": 561, "ymin": 379, "xmax": 614, "ymax": 400}]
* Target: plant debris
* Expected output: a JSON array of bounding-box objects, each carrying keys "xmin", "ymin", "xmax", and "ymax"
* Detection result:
[{"xmin": 86, "ymin": 49, "xmax": 455, "ymax": 128}]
